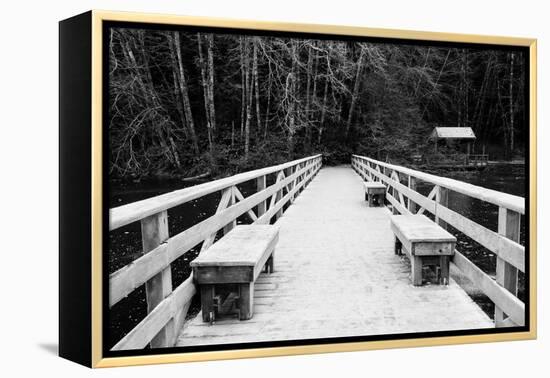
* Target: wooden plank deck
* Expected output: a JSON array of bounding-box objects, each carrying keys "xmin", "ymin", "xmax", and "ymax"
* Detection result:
[{"xmin": 176, "ymin": 166, "xmax": 493, "ymax": 347}]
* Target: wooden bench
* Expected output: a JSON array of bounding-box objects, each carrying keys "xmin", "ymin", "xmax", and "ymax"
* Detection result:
[
  {"xmin": 390, "ymin": 215, "xmax": 456, "ymax": 286},
  {"xmin": 363, "ymin": 181, "xmax": 386, "ymax": 207},
  {"xmin": 190, "ymin": 225, "xmax": 279, "ymax": 322}
]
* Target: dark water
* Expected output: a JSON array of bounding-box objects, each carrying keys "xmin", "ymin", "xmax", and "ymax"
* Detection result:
[
  {"xmin": 107, "ymin": 174, "xmax": 276, "ymax": 349},
  {"xmin": 415, "ymin": 164, "xmax": 526, "ymax": 316},
  {"xmin": 107, "ymin": 163, "xmax": 525, "ymax": 348}
]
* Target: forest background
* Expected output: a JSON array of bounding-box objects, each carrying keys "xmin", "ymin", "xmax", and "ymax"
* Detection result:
[{"xmin": 108, "ymin": 27, "xmax": 526, "ymax": 179}]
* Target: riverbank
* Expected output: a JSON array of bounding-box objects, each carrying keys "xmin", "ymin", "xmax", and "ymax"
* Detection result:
[{"xmin": 488, "ymin": 159, "xmax": 525, "ymax": 165}]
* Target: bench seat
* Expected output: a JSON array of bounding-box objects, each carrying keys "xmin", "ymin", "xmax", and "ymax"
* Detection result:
[
  {"xmin": 191, "ymin": 225, "xmax": 279, "ymax": 322},
  {"xmin": 390, "ymin": 214, "xmax": 456, "ymax": 286},
  {"xmin": 363, "ymin": 181, "xmax": 386, "ymax": 207}
]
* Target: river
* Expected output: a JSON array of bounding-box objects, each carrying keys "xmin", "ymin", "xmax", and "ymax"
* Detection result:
[
  {"xmin": 416, "ymin": 163, "xmax": 526, "ymax": 316},
  {"xmin": 107, "ymin": 163, "xmax": 526, "ymax": 348}
]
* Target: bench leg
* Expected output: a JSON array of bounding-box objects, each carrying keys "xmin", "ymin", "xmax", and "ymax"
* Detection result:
[
  {"xmin": 439, "ymin": 256, "xmax": 450, "ymax": 285},
  {"xmin": 411, "ymin": 256, "xmax": 423, "ymax": 286},
  {"xmin": 263, "ymin": 252, "xmax": 275, "ymax": 274},
  {"xmin": 238, "ymin": 282, "xmax": 254, "ymax": 320},
  {"xmin": 200, "ymin": 285, "xmax": 215, "ymax": 323},
  {"xmin": 365, "ymin": 192, "xmax": 369, "ymax": 202},
  {"xmin": 267, "ymin": 252, "xmax": 275, "ymax": 273},
  {"xmin": 394, "ymin": 237, "xmax": 402, "ymax": 255}
]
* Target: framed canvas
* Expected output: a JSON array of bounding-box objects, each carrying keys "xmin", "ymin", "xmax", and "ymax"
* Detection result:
[{"xmin": 59, "ymin": 10, "xmax": 537, "ymax": 368}]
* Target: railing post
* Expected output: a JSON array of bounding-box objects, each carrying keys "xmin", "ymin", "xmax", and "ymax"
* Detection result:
[
  {"xmin": 275, "ymin": 170, "xmax": 284, "ymax": 220},
  {"xmin": 369, "ymin": 161, "xmax": 372, "ymax": 180},
  {"xmin": 408, "ymin": 176, "xmax": 417, "ymax": 213},
  {"xmin": 141, "ymin": 210, "xmax": 175, "ymax": 347},
  {"xmin": 314, "ymin": 156, "xmax": 323, "ymax": 176},
  {"xmin": 223, "ymin": 186, "xmax": 236, "ymax": 234},
  {"xmin": 285, "ymin": 166, "xmax": 294, "ymax": 203},
  {"xmin": 435, "ymin": 186, "xmax": 449, "ymax": 230},
  {"xmin": 315, "ymin": 157, "xmax": 320, "ymax": 176},
  {"xmin": 299, "ymin": 162, "xmax": 305, "ymax": 192},
  {"xmin": 291, "ymin": 165, "xmax": 298, "ymax": 202},
  {"xmin": 495, "ymin": 207, "xmax": 520, "ymax": 326},
  {"xmin": 295, "ymin": 164, "xmax": 300, "ymax": 196},
  {"xmin": 296, "ymin": 163, "xmax": 302, "ymax": 196},
  {"xmin": 391, "ymin": 170, "xmax": 399, "ymax": 215},
  {"xmin": 257, "ymin": 175, "xmax": 266, "ymax": 216}
]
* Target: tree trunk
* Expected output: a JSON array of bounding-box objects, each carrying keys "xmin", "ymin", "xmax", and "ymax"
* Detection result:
[
  {"xmin": 457, "ymin": 49, "xmax": 464, "ymax": 127},
  {"xmin": 197, "ymin": 33, "xmax": 215, "ymax": 155},
  {"xmin": 345, "ymin": 47, "xmax": 366, "ymax": 138},
  {"xmin": 473, "ymin": 54, "xmax": 493, "ymax": 133},
  {"xmin": 496, "ymin": 75, "xmax": 510, "ymax": 158},
  {"xmin": 287, "ymin": 41, "xmax": 298, "ymax": 155},
  {"xmin": 304, "ymin": 45, "xmax": 314, "ymax": 150},
  {"xmin": 240, "ymin": 37, "xmax": 246, "ymax": 143},
  {"xmin": 207, "ymin": 34, "xmax": 216, "ymax": 134},
  {"xmin": 170, "ymin": 31, "xmax": 199, "ymax": 155},
  {"xmin": 509, "ymin": 52, "xmax": 515, "ymax": 155},
  {"xmin": 310, "ymin": 48, "xmax": 319, "ymax": 148},
  {"xmin": 264, "ymin": 59, "xmax": 272, "ymax": 141},
  {"xmin": 243, "ymin": 38, "xmax": 253, "ymax": 160},
  {"xmin": 318, "ymin": 76, "xmax": 329, "ymax": 145},
  {"xmin": 253, "ymin": 38, "xmax": 261, "ymax": 144},
  {"xmin": 464, "ymin": 49, "xmax": 469, "ymax": 128},
  {"xmin": 318, "ymin": 51, "xmax": 331, "ymax": 145},
  {"xmin": 172, "ymin": 70, "xmax": 188, "ymax": 139}
]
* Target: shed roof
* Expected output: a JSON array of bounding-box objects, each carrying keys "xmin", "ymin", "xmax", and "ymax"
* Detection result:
[{"xmin": 430, "ymin": 127, "xmax": 476, "ymax": 140}]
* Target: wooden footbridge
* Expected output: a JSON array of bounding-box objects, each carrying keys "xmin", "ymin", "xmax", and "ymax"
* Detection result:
[{"xmin": 108, "ymin": 154, "xmax": 525, "ymax": 351}]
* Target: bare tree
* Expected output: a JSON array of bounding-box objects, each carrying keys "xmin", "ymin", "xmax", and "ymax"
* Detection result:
[
  {"xmin": 241, "ymin": 37, "xmax": 253, "ymax": 159},
  {"xmin": 108, "ymin": 27, "xmax": 526, "ymax": 177},
  {"xmin": 509, "ymin": 52, "xmax": 515, "ymax": 153},
  {"xmin": 345, "ymin": 46, "xmax": 366, "ymax": 138},
  {"xmin": 169, "ymin": 31, "xmax": 199, "ymax": 155},
  {"xmin": 197, "ymin": 33, "xmax": 216, "ymax": 155},
  {"xmin": 253, "ymin": 38, "xmax": 262, "ymax": 143}
]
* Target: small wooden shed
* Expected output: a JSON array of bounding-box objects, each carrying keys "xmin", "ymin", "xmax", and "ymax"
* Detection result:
[{"xmin": 429, "ymin": 127, "xmax": 476, "ymax": 154}]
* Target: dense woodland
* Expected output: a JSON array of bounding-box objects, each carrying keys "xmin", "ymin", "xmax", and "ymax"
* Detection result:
[{"xmin": 108, "ymin": 27, "xmax": 526, "ymax": 178}]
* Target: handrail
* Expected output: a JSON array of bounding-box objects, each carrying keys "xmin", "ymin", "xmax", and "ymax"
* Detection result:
[
  {"xmin": 351, "ymin": 154, "xmax": 525, "ymax": 327},
  {"xmin": 110, "ymin": 154, "xmax": 323, "ymax": 230},
  {"xmin": 353, "ymin": 155, "xmax": 523, "ymax": 214},
  {"xmin": 109, "ymin": 154, "xmax": 323, "ymax": 350}
]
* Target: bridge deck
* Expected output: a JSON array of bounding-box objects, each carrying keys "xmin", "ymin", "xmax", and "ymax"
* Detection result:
[{"xmin": 176, "ymin": 166, "xmax": 492, "ymax": 347}]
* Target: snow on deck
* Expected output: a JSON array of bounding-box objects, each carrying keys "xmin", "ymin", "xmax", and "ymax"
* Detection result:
[{"xmin": 177, "ymin": 166, "xmax": 492, "ymax": 347}]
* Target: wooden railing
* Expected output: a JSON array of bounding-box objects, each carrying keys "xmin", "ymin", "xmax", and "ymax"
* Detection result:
[
  {"xmin": 468, "ymin": 154, "xmax": 489, "ymax": 161},
  {"xmin": 109, "ymin": 154, "xmax": 323, "ymax": 350},
  {"xmin": 467, "ymin": 154, "xmax": 489, "ymax": 166},
  {"xmin": 351, "ymin": 154, "xmax": 525, "ymax": 327},
  {"xmin": 426, "ymin": 153, "xmax": 489, "ymax": 167}
]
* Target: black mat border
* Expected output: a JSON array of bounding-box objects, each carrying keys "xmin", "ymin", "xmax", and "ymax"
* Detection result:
[{"xmin": 101, "ymin": 19, "xmax": 531, "ymax": 359}]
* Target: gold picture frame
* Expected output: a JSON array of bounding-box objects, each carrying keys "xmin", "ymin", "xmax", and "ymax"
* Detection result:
[{"xmin": 59, "ymin": 9, "xmax": 537, "ymax": 368}]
